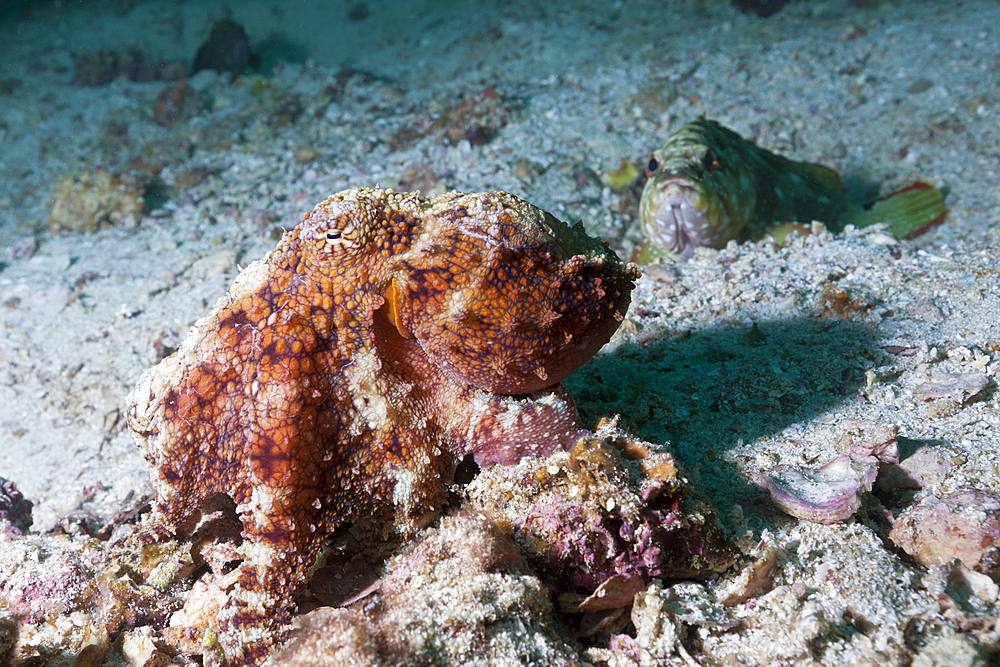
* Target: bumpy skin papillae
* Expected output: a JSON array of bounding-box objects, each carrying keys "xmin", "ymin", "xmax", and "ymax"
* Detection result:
[
  {"xmin": 120, "ymin": 187, "xmax": 638, "ymax": 665},
  {"xmin": 386, "ymin": 190, "xmax": 633, "ymax": 394}
]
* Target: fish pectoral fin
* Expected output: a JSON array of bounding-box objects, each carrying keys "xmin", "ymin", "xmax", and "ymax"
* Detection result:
[
  {"xmin": 792, "ymin": 161, "xmax": 845, "ymax": 192},
  {"xmin": 859, "ymin": 181, "xmax": 948, "ymax": 239}
]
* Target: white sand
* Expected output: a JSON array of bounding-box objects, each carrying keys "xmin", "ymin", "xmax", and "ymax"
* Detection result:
[{"xmin": 1, "ymin": 0, "xmax": 998, "ymax": 664}]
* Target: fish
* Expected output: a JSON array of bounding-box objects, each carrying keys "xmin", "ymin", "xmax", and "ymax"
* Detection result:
[
  {"xmin": 637, "ymin": 118, "xmax": 948, "ymax": 262},
  {"xmin": 192, "ymin": 19, "xmax": 262, "ymax": 81}
]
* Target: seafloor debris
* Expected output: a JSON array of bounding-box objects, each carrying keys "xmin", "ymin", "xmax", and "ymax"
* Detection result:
[
  {"xmin": 600, "ymin": 158, "xmax": 640, "ymax": 189},
  {"xmin": 889, "ymin": 487, "xmax": 1000, "ymax": 573},
  {"xmin": 913, "ymin": 371, "xmax": 989, "ymax": 404},
  {"xmin": 152, "ymin": 80, "xmax": 207, "ymax": 127},
  {"xmin": 6, "ymin": 235, "xmax": 38, "ymax": 261},
  {"xmin": 753, "ymin": 453, "xmax": 878, "ymax": 524},
  {"xmin": 0, "ymin": 477, "xmax": 32, "ymax": 536},
  {"xmin": 267, "ymin": 512, "xmax": 580, "ymax": 666},
  {"xmin": 48, "ymin": 168, "xmax": 145, "ymax": 233},
  {"xmin": 815, "ymin": 282, "xmax": 874, "ymax": 319},
  {"xmin": 838, "ymin": 419, "xmax": 900, "ymax": 464},
  {"xmin": 915, "ymin": 371, "xmax": 989, "ymax": 420},
  {"xmin": 390, "ymin": 85, "xmax": 525, "ymax": 149},
  {"xmin": 467, "ymin": 418, "xmax": 738, "ymax": 602},
  {"xmin": 594, "ymin": 581, "xmax": 687, "ymax": 665},
  {"xmin": 877, "ymin": 445, "xmax": 963, "ymax": 492},
  {"xmin": 753, "ymin": 422, "xmax": 899, "ymax": 524},
  {"xmin": 0, "ymin": 533, "xmax": 176, "ymax": 665}
]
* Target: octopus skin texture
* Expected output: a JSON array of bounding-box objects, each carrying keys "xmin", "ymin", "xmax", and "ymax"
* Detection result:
[{"xmin": 118, "ymin": 187, "xmax": 639, "ymax": 665}]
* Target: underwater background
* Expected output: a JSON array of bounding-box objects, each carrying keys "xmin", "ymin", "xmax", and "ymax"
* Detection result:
[{"xmin": 1, "ymin": 1, "xmax": 999, "ymax": 665}]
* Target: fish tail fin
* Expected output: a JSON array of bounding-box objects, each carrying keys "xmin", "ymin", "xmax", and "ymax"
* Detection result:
[{"xmin": 857, "ymin": 181, "xmax": 948, "ymax": 239}]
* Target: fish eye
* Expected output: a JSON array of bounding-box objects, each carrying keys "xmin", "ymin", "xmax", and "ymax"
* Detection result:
[
  {"xmin": 700, "ymin": 149, "xmax": 719, "ymax": 172},
  {"xmin": 645, "ymin": 156, "xmax": 659, "ymax": 177}
]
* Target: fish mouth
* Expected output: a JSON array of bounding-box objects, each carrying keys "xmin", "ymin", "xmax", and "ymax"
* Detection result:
[{"xmin": 651, "ymin": 181, "xmax": 711, "ymax": 259}]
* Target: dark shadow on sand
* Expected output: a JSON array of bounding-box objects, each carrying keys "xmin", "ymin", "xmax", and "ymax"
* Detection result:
[{"xmin": 565, "ymin": 316, "xmax": 886, "ymax": 526}]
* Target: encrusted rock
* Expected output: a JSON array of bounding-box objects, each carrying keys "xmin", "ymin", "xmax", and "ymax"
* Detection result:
[
  {"xmin": 48, "ymin": 168, "xmax": 145, "ymax": 233},
  {"xmin": 0, "ymin": 477, "xmax": 33, "ymax": 536},
  {"xmin": 265, "ymin": 512, "xmax": 579, "ymax": 667},
  {"xmin": 466, "ymin": 419, "xmax": 737, "ymax": 598},
  {"xmin": 889, "ymin": 487, "xmax": 1000, "ymax": 573}
]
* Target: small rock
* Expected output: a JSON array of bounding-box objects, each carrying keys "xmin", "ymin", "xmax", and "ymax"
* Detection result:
[
  {"xmin": 946, "ymin": 562, "xmax": 999, "ymax": 605},
  {"xmin": 189, "ymin": 248, "xmax": 237, "ymax": 279},
  {"xmin": 913, "ymin": 372, "xmax": 988, "ymax": 404},
  {"xmin": 889, "ymin": 487, "xmax": 1000, "ymax": 573},
  {"xmin": 838, "ymin": 420, "xmax": 898, "ymax": 464},
  {"xmin": 48, "ymin": 169, "xmax": 145, "ymax": 233},
  {"xmin": 269, "ymin": 512, "xmax": 579, "ymax": 666},
  {"xmin": 924, "ymin": 398, "xmax": 963, "ymax": 420},
  {"xmin": 121, "ymin": 631, "xmax": 160, "ymax": 667},
  {"xmin": 0, "ymin": 477, "xmax": 32, "ymax": 535},
  {"xmin": 912, "ymin": 296, "xmax": 944, "ymax": 324},
  {"xmin": 569, "ymin": 573, "xmax": 645, "ymax": 613},
  {"xmin": 192, "ymin": 19, "xmax": 261, "ymax": 80},
  {"xmin": 877, "ymin": 445, "xmax": 961, "ymax": 491},
  {"xmin": 7, "ymin": 236, "xmax": 38, "ymax": 261}
]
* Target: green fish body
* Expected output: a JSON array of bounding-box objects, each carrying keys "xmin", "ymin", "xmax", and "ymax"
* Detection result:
[{"xmin": 638, "ymin": 119, "xmax": 948, "ymax": 262}]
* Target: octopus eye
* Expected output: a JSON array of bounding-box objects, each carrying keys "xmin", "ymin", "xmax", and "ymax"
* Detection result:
[
  {"xmin": 645, "ymin": 156, "xmax": 659, "ymax": 177},
  {"xmin": 700, "ymin": 149, "xmax": 719, "ymax": 172},
  {"xmin": 325, "ymin": 230, "xmax": 343, "ymax": 244}
]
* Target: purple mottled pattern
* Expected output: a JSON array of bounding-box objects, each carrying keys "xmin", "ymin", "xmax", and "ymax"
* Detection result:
[{"xmin": 0, "ymin": 476, "xmax": 33, "ymax": 535}]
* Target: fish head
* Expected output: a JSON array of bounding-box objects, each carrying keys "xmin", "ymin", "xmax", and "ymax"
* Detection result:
[
  {"xmin": 639, "ymin": 170, "xmax": 718, "ymax": 261},
  {"xmin": 639, "ymin": 120, "xmax": 757, "ymax": 260}
]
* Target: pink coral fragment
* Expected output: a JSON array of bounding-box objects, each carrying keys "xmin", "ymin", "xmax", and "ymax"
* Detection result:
[
  {"xmin": 754, "ymin": 454, "xmax": 878, "ymax": 524},
  {"xmin": 912, "ymin": 372, "xmax": 988, "ymax": 403},
  {"xmin": 889, "ymin": 487, "xmax": 1000, "ymax": 573}
]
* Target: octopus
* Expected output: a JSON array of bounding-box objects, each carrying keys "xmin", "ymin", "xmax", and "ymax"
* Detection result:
[{"xmin": 119, "ymin": 187, "xmax": 639, "ymax": 665}]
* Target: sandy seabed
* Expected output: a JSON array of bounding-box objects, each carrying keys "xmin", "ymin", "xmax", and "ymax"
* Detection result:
[{"xmin": 1, "ymin": 0, "xmax": 999, "ymax": 665}]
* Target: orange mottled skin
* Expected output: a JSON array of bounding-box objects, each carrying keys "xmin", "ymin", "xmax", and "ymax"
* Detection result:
[{"xmin": 119, "ymin": 188, "xmax": 638, "ymax": 665}]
